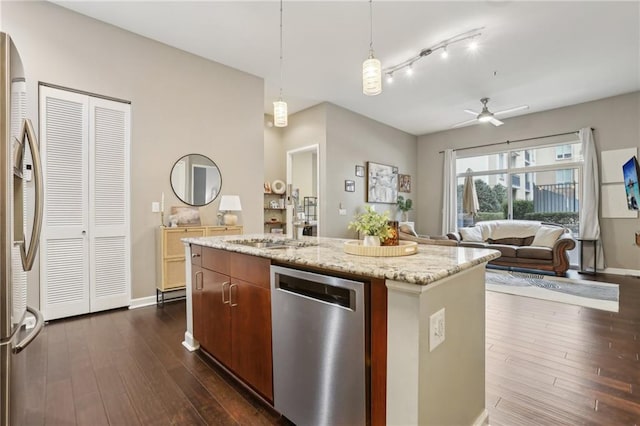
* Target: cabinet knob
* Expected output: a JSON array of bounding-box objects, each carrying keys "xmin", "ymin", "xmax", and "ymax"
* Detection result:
[{"xmin": 192, "ymin": 253, "xmax": 201, "ymax": 258}]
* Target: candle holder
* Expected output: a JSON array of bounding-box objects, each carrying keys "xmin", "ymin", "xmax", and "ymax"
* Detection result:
[{"xmin": 160, "ymin": 211, "xmax": 165, "ymax": 227}]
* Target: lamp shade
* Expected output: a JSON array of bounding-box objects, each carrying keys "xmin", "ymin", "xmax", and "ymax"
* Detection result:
[
  {"xmin": 219, "ymin": 195, "xmax": 242, "ymax": 211},
  {"xmin": 274, "ymin": 100, "xmax": 288, "ymax": 127},
  {"xmin": 362, "ymin": 55, "xmax": 382, "ymax": 96}
]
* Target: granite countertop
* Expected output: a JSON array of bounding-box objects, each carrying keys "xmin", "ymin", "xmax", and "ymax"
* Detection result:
[{"xmin": 183, "ymin": 234, "xmax": 501, "ymax": 286}]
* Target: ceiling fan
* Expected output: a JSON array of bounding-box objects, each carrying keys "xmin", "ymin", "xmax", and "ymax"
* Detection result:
[{"xmin": 452, "ymin": 98, "xmax": 529, "ymax": 128}]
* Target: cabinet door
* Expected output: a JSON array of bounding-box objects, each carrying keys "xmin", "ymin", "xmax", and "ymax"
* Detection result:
[
  {"xmin": 230, "ymin": 278, "xmax": 273, "ymax": 401},
  {"xmin": 201, "ymin": 269, "xmax": 232, "ymax": 368}
]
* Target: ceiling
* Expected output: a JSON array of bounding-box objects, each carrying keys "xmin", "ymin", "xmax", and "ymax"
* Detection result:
[{"xmin": 54, "ymin": 1, "xmax": 640, "ymax": 136}]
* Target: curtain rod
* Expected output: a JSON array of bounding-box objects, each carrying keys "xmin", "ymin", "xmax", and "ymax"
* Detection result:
[{"xmin": 438, "ymin": 128, "xmax": 594, "ymax": 154}]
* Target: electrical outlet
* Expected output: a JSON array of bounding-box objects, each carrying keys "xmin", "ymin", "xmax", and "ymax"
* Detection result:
[
  {"xmin": 429, "ymin": 308, "xmax": 445, "ymax": 351},
  {"xmin": 151, "ymin": 201, "xmax": 160, "ymax": 213},
  {"xmin": 339, "ymin": 209, "xmax": 347, "ymax": 216}
]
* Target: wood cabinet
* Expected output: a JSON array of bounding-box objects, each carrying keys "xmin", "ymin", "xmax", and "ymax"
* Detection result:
[
  {"xmin": 156, "ymin": 225, "xmax": 242, "ymax": 291},
  {"xmin": 191, "ymin": 247, "xmax": 273, "ymax": 401}
]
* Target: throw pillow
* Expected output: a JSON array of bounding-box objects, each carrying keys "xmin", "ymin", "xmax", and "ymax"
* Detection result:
[
  {"xmin": 531, "ymin": 226, "xmax": 564, "ymax": 248},
  {"xmin": 399, "ymin": 223, "xmax": 418, "ymax": 237},
  {"xmin": 459, "ymin": 227, "xmax": 484, "ymax": 242}
]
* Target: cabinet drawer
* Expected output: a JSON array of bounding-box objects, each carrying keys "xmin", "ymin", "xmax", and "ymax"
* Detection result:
[
  {"xmin": 202, "ymin": 247, "xmax": 230, "ymax": 275},
  {"xmin": 165, "ymin": 228, "xmax": 205, "ymax": 257},
  {"xmin": 206, "ymin": 226, "xmax": 242, "ymax": 237},
  {"xmin": 230, "ymin": 252, "xmax": 270, "ymax": 289},
  {"xmin": 191, "ymin": 244, "xmax": 202, "ymax": 266},
  {"xmin": 163, "ymin": 259, "xmax": 187, "ymax": 289}
]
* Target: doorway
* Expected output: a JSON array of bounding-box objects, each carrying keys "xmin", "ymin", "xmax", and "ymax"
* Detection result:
[{"xmin": 287, "ymin": 145, "xmax": 319, "ymax": 236}]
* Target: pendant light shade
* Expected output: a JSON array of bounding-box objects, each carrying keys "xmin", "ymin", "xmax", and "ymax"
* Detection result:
[
  {"xmin": 273, "ymin": 99, "xmax": 288, "ymax": 127},
  {"xmin": 363, "ymin": 54, "xmax": 382, "ymax": 96},
  {"xmin": 362, "ymin": 0, "xmax": 382, "ymax": 96},
  {"xmin": 274, "ymin": 0, "xmax": 288, "ymax": 127}
]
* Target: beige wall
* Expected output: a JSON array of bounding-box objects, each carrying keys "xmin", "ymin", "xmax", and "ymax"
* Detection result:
[
  {"xmin": 2, "ymin": 1, "xmax": 264, "ymax": 301},
  {"xmin": 417, "ymin": 92, "xmax": 640, "ymax": 271},
  {"xmin": 263, "ymin": 115, "xmax": 285, "ymax": 185},
  {"xmin": 325, "ymin": 103, "xmax": 417, "ymax": 238},
  {"xmin": 271, "ymin": 102, "xmax": 417, "ymax": 238}
]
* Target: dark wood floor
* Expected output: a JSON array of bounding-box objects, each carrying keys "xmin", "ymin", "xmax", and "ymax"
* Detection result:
[{"xmin": 19, "ymin": 271, "xmax": 640, "ymax": 425}]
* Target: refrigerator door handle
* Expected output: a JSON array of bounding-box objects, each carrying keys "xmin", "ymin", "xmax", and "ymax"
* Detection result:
[
  {"xmin": 17, "ymin": 118, "xmax": 43, "ymax": 272},
  {"xmin": 13, "ymin": 306, "xmax": 44, "ymax": 354}
]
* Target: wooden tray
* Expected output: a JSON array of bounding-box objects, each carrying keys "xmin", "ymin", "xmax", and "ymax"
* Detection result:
[{"xmin": 343, "ymin": 240, "xmax": 418, "ymax": 257}]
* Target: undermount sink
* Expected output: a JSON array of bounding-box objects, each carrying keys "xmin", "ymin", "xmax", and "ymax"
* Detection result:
[{"xmin": 228, "ymin": 239, "xmax": 317, "ymax": 249}]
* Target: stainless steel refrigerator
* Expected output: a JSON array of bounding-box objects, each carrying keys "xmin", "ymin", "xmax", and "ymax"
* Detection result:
[{"xmin": 0, "ymin": 32, "xmax": 45, "ymax": 426}]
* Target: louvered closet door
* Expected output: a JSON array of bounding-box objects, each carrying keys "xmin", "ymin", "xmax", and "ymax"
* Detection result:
[
  {"xmin": 89, "ymin": 98, "xmax": 130, "ymax": 312},
  {"xmin": 40, "ymin": 87, "xmax": 90, "ymax": 321}
]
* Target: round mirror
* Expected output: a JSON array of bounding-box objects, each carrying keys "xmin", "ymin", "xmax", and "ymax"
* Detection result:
[{"xmin": 170, "ymin": 154, "xmax": 222, "ymax": 206}]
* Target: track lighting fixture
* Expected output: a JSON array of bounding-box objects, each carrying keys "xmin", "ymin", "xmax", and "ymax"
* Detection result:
[{"xmin": 382, "ymin": 27, "xmax": 483, "ymax": 81}]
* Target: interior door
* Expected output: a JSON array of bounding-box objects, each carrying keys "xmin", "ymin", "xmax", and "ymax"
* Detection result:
[
  {"xmin": 89, "ymin": 97, "xmax": 131, "ymax": 312},
  {"xmin": 40, "ymin": 86, "xmax": 90, "ymax": 320}
]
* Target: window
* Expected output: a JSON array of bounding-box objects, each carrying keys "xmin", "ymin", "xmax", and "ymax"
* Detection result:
[
  {"xmin": 556, "ymin": 145, "xmax": 572, "ymax": 160},
  {"xmin": 455, "ymin": 142, "xmax": 582, "ymax": 232},
  {"xmin": 556, "ymin": 169, "xmax": 574, "ymax": 184}
]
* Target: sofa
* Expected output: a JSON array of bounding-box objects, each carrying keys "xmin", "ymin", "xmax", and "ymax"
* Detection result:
[
  {"xmin": 399, "ymin": 224, "xmax": 458, "ymax": 247},
  {"xmin": 446, "ymin": 220, "xmax": 576, "ymax": 276}
]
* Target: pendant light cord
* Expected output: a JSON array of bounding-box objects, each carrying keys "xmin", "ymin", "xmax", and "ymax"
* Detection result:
[
  {"xmin": 279, "ymin": 0, "xmax": 284, "ymax": 99},
  {"xmin": 369, "ymin": 0, "xmax": 373, "ymax": 54}
]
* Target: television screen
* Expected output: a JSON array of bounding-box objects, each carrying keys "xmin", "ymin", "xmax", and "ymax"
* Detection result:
[{"xmin": 622, "ymin": 156, "xmax": 640, "ymax": 210}]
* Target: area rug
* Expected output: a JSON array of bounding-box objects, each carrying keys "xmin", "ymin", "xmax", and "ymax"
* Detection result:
[{"xmin": 486, "ymin": 270, "xmax": 619, "ymax": 312}]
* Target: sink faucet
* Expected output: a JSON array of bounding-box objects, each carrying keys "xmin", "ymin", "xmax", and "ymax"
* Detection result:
[{"xmin": 292, "ymin": 221, "xmax": 305, "ymax": 240}]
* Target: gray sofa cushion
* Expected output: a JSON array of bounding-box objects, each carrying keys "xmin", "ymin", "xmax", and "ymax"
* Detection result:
[
  {"xmin": 517, "ymin": 246, "xmax": 553, "ymax": 260},
  {"xmin": 487, "ymin": 237, "xmax": 526, "ymax": 246},
  {"xmin": 490, "ymin": 244, "xmax": 518, "ymax": 258}
]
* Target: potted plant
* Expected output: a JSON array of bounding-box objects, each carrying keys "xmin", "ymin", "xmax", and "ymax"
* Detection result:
[
  {"xmin": 397, "ymin": 195, "xmax": 413, "ymax": 222},
  {"xmin": 348, "ymin": 206, "xmax": 393, "ymax": 246}
]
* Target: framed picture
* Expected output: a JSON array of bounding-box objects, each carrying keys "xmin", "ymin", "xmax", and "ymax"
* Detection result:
[
  {"xmin": 170, "ymin": 206, "xmax": 201, "ymax": 226},
  {"xmin": 355, "ymin": 165, "xmax": 365, "ymax": 177},
  {"xmin": 345, "ymin": 180, "xmax": 355, "ymax": 192},
  {"xmin": 399, "ymin": 174, "xmax": 411, "ymax": 193},
  {"xmin": 367, "ymin": 161, "xmax": 398, "ymax": 203}
]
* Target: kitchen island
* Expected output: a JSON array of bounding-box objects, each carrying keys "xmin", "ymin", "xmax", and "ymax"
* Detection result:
[{"xmin": 182, "ymin": 234, "xmax": 500, "ymax": 426}]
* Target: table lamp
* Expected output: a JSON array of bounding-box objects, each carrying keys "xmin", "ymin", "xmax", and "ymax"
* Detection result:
[{"xmin": 219, "ymin": 195, "xmax": 242, "ymax": 225}]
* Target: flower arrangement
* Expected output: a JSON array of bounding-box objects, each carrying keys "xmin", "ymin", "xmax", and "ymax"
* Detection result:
[{"xmin": 348, "ymin": 206, "xmax": 394, "ymax": 244}]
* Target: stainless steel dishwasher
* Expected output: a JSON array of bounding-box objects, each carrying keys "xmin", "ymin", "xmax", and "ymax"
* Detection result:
[{"xmin": 270, "ymin": 265, "xmax": 366, "ymax": 426}]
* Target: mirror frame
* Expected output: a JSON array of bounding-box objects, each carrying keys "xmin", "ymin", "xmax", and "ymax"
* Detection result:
[{"xmin": 169, "ymin": 153, "xmax": 222, "ymax": 207}]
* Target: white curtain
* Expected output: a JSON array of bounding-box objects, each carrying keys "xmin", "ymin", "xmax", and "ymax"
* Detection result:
[
  {"xmin": 441, "ymin": 149, "xmax": 457, "ymax": 235},
  {"xmin": 579, "ymin": 127, "xmax": 605, "ymax": 270}
]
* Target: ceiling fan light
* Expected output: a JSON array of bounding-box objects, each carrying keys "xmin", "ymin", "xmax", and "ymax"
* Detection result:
[
  {"xmin": 386, "ymin": 73, "xmax": 394, "ymax": 83},
  {"xmin": 441, "ymin": 46, "xmax": 449, "ymax": 59},
  {"xmin": 273, "ymin": 100, "xmax": 288, "ymax": 127},
  {"xmin": 468, "ymin": 40, "xmax": 479, "ymax": 51},
  {"xmin": 477, "ymin": 113, "xmax": 493, "ymax": 123},
  {"xmin": 363, "ymin": 55, "xmax": 382, "ymax": 96}
]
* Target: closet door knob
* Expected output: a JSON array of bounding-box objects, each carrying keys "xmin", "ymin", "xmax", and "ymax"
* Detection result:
[{"xmin": 82, "ymin": 231, "xmax": 86, "ymax": 235}]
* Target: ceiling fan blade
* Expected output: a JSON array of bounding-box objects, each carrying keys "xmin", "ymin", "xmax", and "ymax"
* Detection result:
[
  {"xmin": 494, "ymin": 105, "xmax": 529, "ymax": 116},
  {"xmin": 463, "ymin": 109, "xmax": 479, "ymax": 116},
  {"xmin": 452, "ymin": 118, "xmax": 478, "ymax": 128},
  {"xmin": 489, "ymin": 118, "xmax": 504, "ymax": 126}
]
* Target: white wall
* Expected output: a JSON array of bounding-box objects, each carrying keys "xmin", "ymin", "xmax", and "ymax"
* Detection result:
[
  {"xmin": 417, "ymin": 92, "xmax": 640, "ymax": 271},
  {"xmin": 2, "ymin": 1, "xmax": 264, "ymax": 301}
]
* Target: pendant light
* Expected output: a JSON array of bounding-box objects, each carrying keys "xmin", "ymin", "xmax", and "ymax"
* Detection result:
[
  {"xmin": 362, "ymin": 0, "xmax": 382, "ymax": 96},
  {"xmin": 273, "ymin": 0, "xmax": 288, "ymax": 127}
]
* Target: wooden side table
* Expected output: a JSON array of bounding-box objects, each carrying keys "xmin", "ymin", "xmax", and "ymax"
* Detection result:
[{"xmin": 576, "ymin": 238, "xmax": 597, "ymax": 275}]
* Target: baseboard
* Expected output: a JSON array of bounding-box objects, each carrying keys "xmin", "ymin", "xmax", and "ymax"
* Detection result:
[
  {"xmin": 128, "ymin": 296, "xmax": 156, "ymax": 309},
  {"xmin": 602, "ymin": 267, "xmax": 640, "ymax": 278},
  {"xmin": 471, "ymin": 409, "xmax": 489, "ymax": 426}
]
